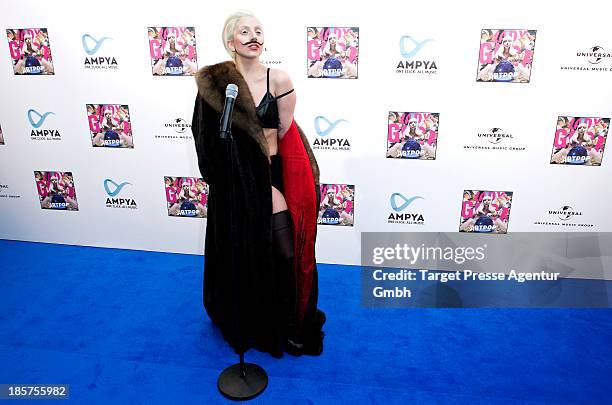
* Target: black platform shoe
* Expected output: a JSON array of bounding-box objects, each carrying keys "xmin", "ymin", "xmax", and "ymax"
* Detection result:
[
  {"xmin": 285, "ymin": 309, "xmax": 326, "ymax": 356},
  {"xmin": 315, "ymin": 309, "xmax": 326, "ymax": 329},
  {"xmin": 285, "ymin": 336, "xmax": 305, "ymax": 357},
  {"xmin": 301, "ymin": 330, "xmax": 324, "ymax": 356}
]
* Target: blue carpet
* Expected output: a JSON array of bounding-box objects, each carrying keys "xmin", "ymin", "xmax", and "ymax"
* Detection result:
[{"xmin": 0, "ymin": 239, "xmax": 611, "ymax": 404}]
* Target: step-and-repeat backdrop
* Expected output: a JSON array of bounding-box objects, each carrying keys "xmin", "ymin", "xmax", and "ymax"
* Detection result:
[{"xmin": 1, "ymin": 0, "xmax": 611, "ymax": 265}]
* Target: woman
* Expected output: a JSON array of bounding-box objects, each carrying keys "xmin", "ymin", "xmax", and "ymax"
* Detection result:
[{"xmin": 191, "ymin": 11, "xmax": 325, "ymax": 358}]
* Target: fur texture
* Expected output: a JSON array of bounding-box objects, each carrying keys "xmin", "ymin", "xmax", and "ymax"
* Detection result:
[{"xmin": 194, "ymin": 61, "xmax": 320, "ymax": 185}]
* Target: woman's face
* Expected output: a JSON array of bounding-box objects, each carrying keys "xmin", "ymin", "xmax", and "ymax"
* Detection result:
[{"xmin": 230, "ymin": 16, "xmax": 264, "ymax": 59}]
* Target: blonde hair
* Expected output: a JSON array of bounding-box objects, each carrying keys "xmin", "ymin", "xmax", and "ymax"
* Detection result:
[{"xmin": 222, "ymin": 10, "xmax": 257, "ymax": 59}]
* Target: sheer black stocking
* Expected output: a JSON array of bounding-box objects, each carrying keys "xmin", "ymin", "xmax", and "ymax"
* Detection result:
[{"xmin": 272, "ymin": 210, "xmax": 297, "ymax": 343}]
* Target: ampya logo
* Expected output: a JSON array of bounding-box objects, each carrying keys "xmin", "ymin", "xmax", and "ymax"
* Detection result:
[
  {"xmin": 28, "ymin": 109, "xmax": 54, "ymax": 128},
  {"xmin": 388, "ymin": 193, "xmax": 425, "ymax": 225},
  {"xmin": 533, "ymin": 205, "xmax": 592, "ymax": 228},
  {"xmin": 104, "ymin": 179, "xmax": 130, "ymax": 196},
  {"xmin": 82, "ymin": 34, "xmax": 111, "ymax": 55},
  {"xmin": 396, "ymin": 35, "xmax": 437, "ymax": 74},
  {"xmin": 27, "ymin": 109, "xmax": 60, "ymax": 141},
  {"xmin": 103, "ymin": 178, "xmax": 137, "ymax": 209},
  {"xmin": 390, "ymin": 193, "xmax": 422, "ymax": 211},
  {"xmin": 399, "ymin": 36, "xmax": 433, "ymax": 58},
  {"xmin": 315, "ymin": 116, "xmax": 346, "ymax": 136},
  {"xmin": 313, "ymin": 116, "xmax": 350, "ymax": 151},
  {"xmin": 82, "ymin": 34, "xmax": 118, "ymax": 70}
]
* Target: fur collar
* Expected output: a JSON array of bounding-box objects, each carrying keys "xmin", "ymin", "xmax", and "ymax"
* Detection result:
[
  {"xmin": 194, "ymin": 60, "xmax": 268, "ymax": 156},
  {"xmin": 195, "ymin": 61, "xmax": 320, "ymax": 185}
]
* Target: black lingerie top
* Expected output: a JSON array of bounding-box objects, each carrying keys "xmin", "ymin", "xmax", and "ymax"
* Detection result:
[{"xmin": 255, "ymin": 68, "xmax": 294, "ymax": 129}]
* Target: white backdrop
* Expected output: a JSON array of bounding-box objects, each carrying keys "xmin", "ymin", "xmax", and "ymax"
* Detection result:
[{"xmin": 1, "ymin": 0, "xmax": 611, "ymax": 266}]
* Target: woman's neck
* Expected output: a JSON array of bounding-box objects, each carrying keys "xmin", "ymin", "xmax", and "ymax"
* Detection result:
[{"xmin": 234, "ymin": 56, "xmax": 263, "ymax": 79}]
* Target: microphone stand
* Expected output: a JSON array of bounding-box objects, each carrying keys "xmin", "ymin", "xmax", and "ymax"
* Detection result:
[{"xmin": 217, "ymin": 114, "xmax": 268, "ymax": 401}]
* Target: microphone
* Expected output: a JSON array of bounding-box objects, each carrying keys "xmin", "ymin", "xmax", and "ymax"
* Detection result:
[{"xmin": 220, "ymin": 84, "xmax": 238, "ymax": 139}]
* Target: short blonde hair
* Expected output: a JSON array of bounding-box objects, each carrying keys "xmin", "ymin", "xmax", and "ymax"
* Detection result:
[{"xmin": 222, "ymin": 10, "xmax": 257, "ymax": 59}]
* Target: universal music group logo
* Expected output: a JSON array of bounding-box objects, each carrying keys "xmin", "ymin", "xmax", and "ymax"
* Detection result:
[
  {"xmin": 533, "ymin": 205, "xmax": 593, "ymax": 228},
  {"xmin": 396, "ymin": 35, "xmax": 437, "ymax": 75},
  {"xmin": 560, "ymin": 45, "xmax": 612, "ymax": 72},
  {"xmin": 156, "ymin": 117, "xmax": 193, "ymax": 140},
  {"xmin": 463, "ymin": 127, "xmax": 527, "ymax": 152},
  {"xmin": 82, "ymin": 33, "xmax": 119, "ymax": 70}
]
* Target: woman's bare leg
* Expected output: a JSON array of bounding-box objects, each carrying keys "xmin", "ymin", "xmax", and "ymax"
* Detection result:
[{"xmin": 272, "ymin": 186, "xmax": 288, "ymax": 213}]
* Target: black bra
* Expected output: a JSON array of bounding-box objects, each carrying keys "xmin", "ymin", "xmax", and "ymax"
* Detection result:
[{"xmin": 255, "ymin": 68, "xmax": 294, "ymax": 129}]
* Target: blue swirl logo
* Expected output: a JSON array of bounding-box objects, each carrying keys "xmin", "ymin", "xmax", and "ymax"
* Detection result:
[
  {"xmin": 82, "ymin": 34, "xmax": 112, "ymax": 56},
  {"xmin": 314, "ymin": 116, "xmax": 348, "ymax": 137},
  {"xmin": 104, "ymin": 179, "xmax": 131, "ymax": 197},
  {"xmin": 399, "ymin": 35, "xmax": 433, "ymax": 59},
  {"xmin": 27, "ymin": 109, "xmax": 54, "ymax": 128},
  {"xmin": 390, "ymin": 193, "xmax": 423, "ymax": 212}
]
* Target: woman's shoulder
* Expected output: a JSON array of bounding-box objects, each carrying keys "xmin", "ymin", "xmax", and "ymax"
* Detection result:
[{"xmin": 268, "ymin": 67, "xmax": 294, "ymax": 92}]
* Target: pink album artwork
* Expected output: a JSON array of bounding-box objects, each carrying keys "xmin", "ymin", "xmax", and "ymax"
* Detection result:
[
  {"xmin": 318, "ymin": 184, "xmax": 355, "ymax": 226},
  {"xmin": 34, "ymin": 171, "xmax": 78, "ymax": 211},
  {"xmin": 307, "ymin": 27, "xmax": 359, "ymax": 79},
  {"xmin": 459, "ymin": 190, "xmax": 512, "ymax": 234},
  {"xmin": 87, "ymin": 104, "xmax": 133, "ymax": 148},
  {"xmin": 164, "ymin": 176, "xmax": 208, "ymax": 218},
  {"xmin": 6, "ymin": 28, "xmax": 54, "ymax": 75},
  {"xmin": 477, "ymin": 29, "xmax": 536, "ymax": 83},
  {"xmin": 387, "ymin": 112, "xmax": 438, "ymax": 159},
  {"xmin": 148, "ymin": 27, "xmax": 197, "ymax": 76},
  {"xmin": 550, "ymin": 116, "xmax": 608, "ymax": 166}
]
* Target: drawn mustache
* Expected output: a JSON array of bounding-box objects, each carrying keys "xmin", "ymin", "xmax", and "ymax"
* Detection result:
[{"xmin": 241, "ymin": 39, "xmax": 263, "ymax": 46}]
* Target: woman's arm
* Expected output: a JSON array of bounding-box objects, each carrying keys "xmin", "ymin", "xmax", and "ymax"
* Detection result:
[{"xmin": 274, "ymin": 70, "xmax": 297, "ymax": 139}]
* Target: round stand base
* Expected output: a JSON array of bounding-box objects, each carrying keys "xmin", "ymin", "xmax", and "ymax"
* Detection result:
[{"xmin": 217, "ymin": 362, "xmax": 268, "ymax": 401}]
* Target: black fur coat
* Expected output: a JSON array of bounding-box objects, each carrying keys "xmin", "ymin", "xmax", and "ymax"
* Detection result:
[{"xmin": 191, "ymin": 61, "xmax": 322, "ymax": 357}]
